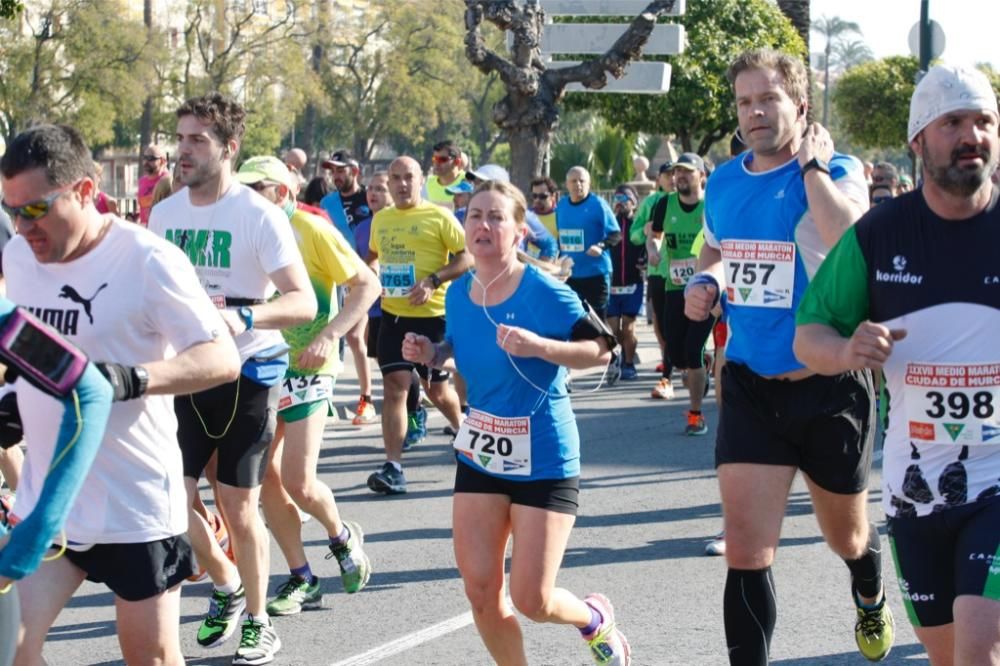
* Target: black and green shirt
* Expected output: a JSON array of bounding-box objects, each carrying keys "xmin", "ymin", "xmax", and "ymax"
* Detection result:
[{"xmin": 797, "ymin": 188, "xmax": 1000, "ymax": 518}]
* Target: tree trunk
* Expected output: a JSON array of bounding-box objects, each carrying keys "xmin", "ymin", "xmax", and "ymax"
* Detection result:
[
  {"xmin": 508, "ymin": 126, "xmax": 549, "ymax": 194},
  {"xmin": 776, "ymin": 0, "xmax": 813, "ymax": 120},
  {"xmin": 139, "ymin": 0, "xmax": 154, "ymax": 151}
]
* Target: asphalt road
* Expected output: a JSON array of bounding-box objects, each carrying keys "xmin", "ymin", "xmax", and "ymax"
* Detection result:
[{"xmin": 37, "ymin": 323, "xmax": 927, "ymax": 665}]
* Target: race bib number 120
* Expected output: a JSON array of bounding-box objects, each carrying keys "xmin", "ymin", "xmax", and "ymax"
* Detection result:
[
  {"xmin": 904, "ymin": 362, "xmax": 1000, "ymax": 446},
  {"xmin": 721, "ymin": 239, "xmax": 796, "ymax": 309},
  {"xmin": 453, "ymin": 409, "xmax": 532, "ymax": 476}
]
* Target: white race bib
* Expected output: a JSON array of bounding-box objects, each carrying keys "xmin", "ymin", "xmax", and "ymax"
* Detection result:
[
  {"xmin": 454, "ymin": 409, "xmax": 532, "ymax": 476},
  {"xmin": 278, "ymin": 375, "xmax": 333, "ymax": 411},
  {"xmin": 610, "ymin": 284, "xmax": 638, "ymax": 296},
  {"xmin": 381, "ymin": 263, "xmax": 416, "ymax": 297},
  {"xmin": 669, "ymin": 257, "xmax": 697, "ymax": 286},
  {"xmin": 904, "ymin": 362, "xmax": 1000, "ymax": 446},
  {"xmin": 559, "ymin": 229, "xmax": 585, "ymax": 253},
  {"xmin": 721, "ymin": 240, "xmax": 796, "ymax": 309}
]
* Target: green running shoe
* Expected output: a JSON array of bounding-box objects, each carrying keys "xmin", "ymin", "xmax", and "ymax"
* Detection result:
[
  {"xmin": 583, "ymin": 593, "xmax": 631, "ymax": 665},
  {"xmin": 854, "ymin": 595, "xmax": 895, "ymax": 661},
  {"xmin": 196, "ymin": 585, "xmax": 246, "ymax": 647},
  {"xmin": 326, "ymin": 520, "xmax": 372, "ymax": 593},
  {"xmin": 265, "ymin": 575, "xmax": 322, "ymax": 616}
]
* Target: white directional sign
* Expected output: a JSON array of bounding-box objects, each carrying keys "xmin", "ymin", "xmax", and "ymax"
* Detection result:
[
  {"xmin": 541, "ymin": 0, "xmax": 685, "ymax": 16},
  {"xmin": 541, "ymin": 23, "xmax": 685, "ymax": 56},
  {"xmin": 555, "ymin": 61, "xmax": 672, "ymax": 94}
]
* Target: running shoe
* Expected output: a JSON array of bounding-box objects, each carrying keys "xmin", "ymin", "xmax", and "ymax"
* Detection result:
[
  {"xmin": 197, "ymin": 585, "xmax": 247, "ymax": 647},
  {"xmin": 582, "ymin": 593, "xmax": 631, "ymax": 665},
  {"xmin": 367, "ymin": 462, "xmax": 407, "ymax": 494},
  {"xmin": 854, "ymin": 593, "xmax": 895, "ymax": 662},
  {"xmin": 232, "ymin": 615, "xmax": 281, "ymax": 665},
  {"xmin": 655, "ymin": 362, "xmax": 664, "ymax": 373},
  {"xmin": 443, "ymin": 424, "xmax": 458, "ymax": 437},
  {"xmin": 685, "ymin": 411, "xmax": 708, "ymax": 436},
  {"xmin": 620, "ymin": 363, "xmax": 638, "ymax": 381},
  {"xmin": 650, "ymin": 377, "xmax": 674, "ymax": 400},
  {"xmin": 606, "ymin": 353, "xmax": 621, "ymax": 387},
  {"xmin": 351, "ymin": 397, "xmax": 378, "ymax": 425},
  {"xmin": 403, "ymin": 407, "xmax": 427, "ymax": 451},
  {"xmin": 704, "ymin": 532, "xmax": 725, "ymax": 556},
  {"xmin": 326, "ymin": 519, "xmax": 372, "ymax": 593},
  {"xmin": 265, "ymin": 575, "xmax": 322, "ymax": 616}
]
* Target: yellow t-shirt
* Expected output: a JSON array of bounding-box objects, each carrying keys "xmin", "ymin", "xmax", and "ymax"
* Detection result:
[
  {"xmin": 283, "ymin": 207, "xmax": 358, "ymax": 376},
  {"xmin": 370, "ymin": 201, "xmax": 466, "ymax": 318},
  {"xmin": 536, "ymin": 210, "xmax": 558, "ymax": 238},
  {"xmin": 425, "ymin": 175, "xmax": 457, "ymax": 210}
]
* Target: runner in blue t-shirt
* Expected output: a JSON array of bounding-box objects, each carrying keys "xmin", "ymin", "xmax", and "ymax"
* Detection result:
[
  {"xmin": 401, "ymin": 180, "xmax": 630, "ymax": 666},
  {"xmin": 684, "ymin": 49, "xmax": 893, "ymax": 664},
  {"xmin": 556, "ymin": 166, "xmax": 621, "ymax": 320}
]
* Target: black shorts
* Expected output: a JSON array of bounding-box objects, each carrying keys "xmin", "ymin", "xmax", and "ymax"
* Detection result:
[
  {"xmin": 887, "ymin": 495, "xmax": 1000, "ymax": 627},
  {"xmin": 648, "ymin": 275, "xmax": 666, "ymax": 329},
  {"xmin": 176, "ymin": 375, "xmax": 278, "ymax": 488},
  {"xmin": 377, "ymin": 313, "xmax": 450, "ymax": 382},
  {"xmin": 64, "ymin": 534, "xmax": 194, "ymax": 602},
  {"xmin": 454, "ymin": 460, "xmax": 580, "ymax": 516},
  {"xmin": 366, "ymin": 316, "xmax": 380, "ymax": 359},
  {"xmin": 715, "ymin": 362, "xmax": 875, "ymax": 494},
  {"xmin": 566, "ymin": 275, "xmax": 609, "ymax": 319},
  {"xmin": 662, "ymin": 289, "xmax": 715, "ymax": 369}
]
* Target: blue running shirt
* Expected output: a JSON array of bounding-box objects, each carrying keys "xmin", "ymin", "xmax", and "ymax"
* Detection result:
[
  {"xmin": 704, "ymin": 152, "xmax": 867, "ymax": 375},
  {"xmin": 445, "ymin": 265, "xmax": 586, "ymax": 480},
  {"xmin": 555, "ymin": 193, "xmax": 620, "ymax": 279}
]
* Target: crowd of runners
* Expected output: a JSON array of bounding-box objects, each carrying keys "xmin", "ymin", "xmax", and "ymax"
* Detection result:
[{"xmin": 0, "ymin": 47, "xmax": 997, "ymax": 666}]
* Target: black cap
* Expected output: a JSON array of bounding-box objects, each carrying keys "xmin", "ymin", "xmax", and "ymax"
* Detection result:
[
  {"xmin": 673, "ymin": 152, "xmax": 706, "ymax": 174},
  {"xmin": 658, "ymin": 161, "xmax": 674, "ymax": 174},
  {"xmin": 322, "ymin": 150, "xmax": 359, "ymax": 169}
]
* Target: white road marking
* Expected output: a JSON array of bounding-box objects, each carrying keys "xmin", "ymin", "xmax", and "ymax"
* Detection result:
[{"xmin": 328, "ymin": 610, "xmax": 474, "ymax": 666}]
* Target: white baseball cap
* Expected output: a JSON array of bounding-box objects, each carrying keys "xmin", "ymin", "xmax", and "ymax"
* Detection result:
[{"xmin": 908, "ymin": 64, "xmax": 999, "ymax": 142}]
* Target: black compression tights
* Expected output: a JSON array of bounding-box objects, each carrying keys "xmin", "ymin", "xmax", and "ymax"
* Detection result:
[
  {"xmin": 724, "ymin": 567, "xmax": 776, "ymax": 666},
  {"xmin": 406, "ymin": 370, "xmax": 421, "ymax": 414}
]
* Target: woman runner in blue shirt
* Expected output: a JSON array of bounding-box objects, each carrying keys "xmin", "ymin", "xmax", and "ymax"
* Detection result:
[{"xmin": 402, "ymin": 180, "xmax": 631, "ymax": 665}]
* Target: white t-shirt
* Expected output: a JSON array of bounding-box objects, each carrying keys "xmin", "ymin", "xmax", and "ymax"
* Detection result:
[
  {"xmin": 5, "ymin": 219, "xmax": 223, "ymax": 546},
  {"xmin": 149, "ymin": 183, "xmax": 303, "ymax": 361}
]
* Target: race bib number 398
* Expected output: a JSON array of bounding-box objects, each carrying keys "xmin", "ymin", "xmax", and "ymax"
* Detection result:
[
  {"xmin": 721, "ymin": 240, "xmax": 795, "ymax": 309},
  {"xmin": 904, "ymin": 362, "xmax": 1000, "ymax": 446},
  {"xmin": 453, "ymin": 409, "xmax": 532, "ymax": 476}
]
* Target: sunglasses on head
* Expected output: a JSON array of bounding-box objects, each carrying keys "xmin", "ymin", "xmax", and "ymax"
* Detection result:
[
  {"xmin": 872, "ymin": 195, "xmax": 892, "ymax": 205},
  {"xmin": 432, "ymin": 155, "xmax": 455, "ymax": 164},
  {"xmin": 248, "ymin": 181, "xmax": 278, "ymax": 192},
  {"xmin": 1, "ymin": 183, "xmax": 76, "ymax": 222},
  {"xmin": 613, "ymin": 193, "xmax": 633, "ymax": 204}
]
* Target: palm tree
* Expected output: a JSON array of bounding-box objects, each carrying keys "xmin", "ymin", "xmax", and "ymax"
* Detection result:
[
  {"xmin": 833, "ymin": 39, "xmax": 874, "ymax": 70},
  {"xmin": 813, "ymin": 16, "xmax": 863, "ymax": 126},
  {"xmin": 776, "ymin": 1, "xmax": 813, "ymax": 118}
]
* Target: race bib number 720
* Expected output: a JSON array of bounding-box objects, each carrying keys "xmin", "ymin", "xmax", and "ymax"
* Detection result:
[
  {"xmin": 720, "ymin": 240, "xmax": 795, "ymax": 309},
  {"xmin": 453, "ymin": 409, "xmax": 532, "ymax": 476},
  {"xmin": 904, "ymin": 362, "xmax": 1000, "ymax": 446}
]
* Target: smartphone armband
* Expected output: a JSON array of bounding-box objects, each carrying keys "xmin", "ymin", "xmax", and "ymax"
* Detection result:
[{"xmin": 0, "ymin": 308, "xmax": 88, "ymax": 397}]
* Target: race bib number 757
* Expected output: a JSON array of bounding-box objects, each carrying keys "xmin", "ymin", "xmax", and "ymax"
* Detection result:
[{"xmin": 721, "ymin": 240, "xmax": 795, "ymax": 309}]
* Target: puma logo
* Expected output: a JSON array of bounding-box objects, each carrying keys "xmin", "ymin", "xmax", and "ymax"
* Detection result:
[{"xmin": 59, "ymin": 283, "xmax": 108, "ymax": 324}]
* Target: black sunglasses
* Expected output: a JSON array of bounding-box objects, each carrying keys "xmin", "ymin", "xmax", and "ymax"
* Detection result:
[{"xmin": 530, "ymin": 192, "xmax": 551, "ymax": 200}]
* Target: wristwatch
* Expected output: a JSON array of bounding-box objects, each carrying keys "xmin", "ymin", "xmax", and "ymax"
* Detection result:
[
  {"xmin": 596, "ymin": 241, "xmax": 607, "ymax": 250},
  {"xmin": 428, "ymin": 273, "xmax": 443, "ymax": 289},
  {"xmin": 238, "ymin": 306, "xmax": 254, "ymax": 331},
  {"xmin": 133, "ymin": 366, "xmax": 150, "ymax": 397},
  {"xmin": 801, "ymin": 157, "xmax": 831, "ymax": 178}
]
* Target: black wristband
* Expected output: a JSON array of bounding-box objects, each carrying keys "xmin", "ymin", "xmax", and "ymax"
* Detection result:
[
  {"xmin": 0, "ymin": 392, "xmax": 22, "ymax": 449},
  {"xmin": 95, "ymin": 362, "xmax": 148, "ymax": 401}
]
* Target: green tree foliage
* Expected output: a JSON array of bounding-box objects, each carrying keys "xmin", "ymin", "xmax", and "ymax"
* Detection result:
[
  {"xmin": 832, "ymin": 56, "xmax": 920, "ymax": 150},
  {"xmin": 312, "ymin": 0, "xmax": 470, "ymax": 162},
  {"xmin": 0, "ymin": 1, "xmax": 152, "ymax": 147},
  {"xmin": 564, "ymin": 0, "xmax": 804, "ymax": 156},
  {"xmin": 0, "ymin": 0, "xmax": 22, "ymax": 19}
]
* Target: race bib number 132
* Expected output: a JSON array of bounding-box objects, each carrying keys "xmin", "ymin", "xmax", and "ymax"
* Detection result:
[{"xmin": 721, "ymin": 239, "xmax": 795, "ymax": 309}]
